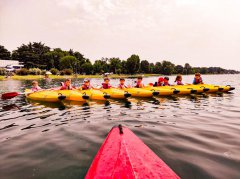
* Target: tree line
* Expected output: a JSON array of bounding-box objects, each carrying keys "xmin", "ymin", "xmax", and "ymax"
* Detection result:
[{"xmin": 0, "ymin": 42, "xmax": 239, "ymax": 75}]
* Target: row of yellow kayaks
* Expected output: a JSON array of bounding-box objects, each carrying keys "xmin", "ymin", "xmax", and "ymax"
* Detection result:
[{"xmin": 25, "ymin": 84, "xmax": 235, "ymax": 102}]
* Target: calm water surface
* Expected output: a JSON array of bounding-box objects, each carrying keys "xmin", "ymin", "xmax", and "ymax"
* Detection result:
[{"xmin": 0, "ymin": 74, "xmax": 240, "ymax": 179}]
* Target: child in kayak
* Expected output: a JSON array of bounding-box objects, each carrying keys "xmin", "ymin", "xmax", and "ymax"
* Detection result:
[
  {"xmin": 80, "ymin": 79, "xmax": 93, "ymax": 90},
  {"xmin": 59, "ymin": 79, "xmax": 75, "ymax": 90},
  {"xmin": 102, "ymin": 77, "xmax": 112, "ymax": 89},
  {"xmin": 163, "ymin": 77, "xmax": 171, "ymax": 86},
  {"xmin": 31, "ymin": 81, "xmax": 42, "ymax": 92},
  {"xmin": 193, "ymin": 73, "xmax": 204, "ymax": 84},
  {"xmin": 154, "ymin": 77, "xmax": 164, "ymax": 86},
  {"xmin": 135, "ymin": 76, "xmax": 144, "ymax": 88},
  {"xmin": 118, "ymin": 78, "xmax": 128, "ymax": 89},
  {"xmin": 174, "ymin": 75, "xmax": 184, "ymax": 85}
]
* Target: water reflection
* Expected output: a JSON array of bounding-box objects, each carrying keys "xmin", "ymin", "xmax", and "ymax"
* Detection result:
[{"xmin": 0, "ymin": 75, "xmax": 240, "ymax": 179}]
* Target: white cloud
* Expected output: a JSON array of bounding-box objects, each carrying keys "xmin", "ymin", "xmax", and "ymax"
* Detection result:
[{"xmin": 0, "ymin": 0, "xmax": 240, "ymax": 70}]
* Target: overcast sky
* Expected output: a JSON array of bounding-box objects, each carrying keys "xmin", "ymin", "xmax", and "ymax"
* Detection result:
[{"xmin": 0, "ymin": 0, "xmax": 240, "ymax": 70}]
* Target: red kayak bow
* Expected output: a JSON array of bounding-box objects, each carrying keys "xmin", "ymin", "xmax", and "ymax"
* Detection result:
[{"xmin": 85, "ymin": 125, "xmax": 180, "ymax": 179}]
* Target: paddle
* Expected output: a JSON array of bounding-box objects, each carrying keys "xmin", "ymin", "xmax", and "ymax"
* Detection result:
[{"xmin": 1, "ymin": 92, "xmax": 24, "ymax": 99}]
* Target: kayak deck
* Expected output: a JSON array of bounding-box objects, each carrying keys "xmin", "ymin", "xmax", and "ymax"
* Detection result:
[
  {"xmin": 25, "ymin": 89, "xmax": 66, "ymax": 102},
  {"xmin": 85, "ymin": 125, "xmax": 180, "ymax": 179}
]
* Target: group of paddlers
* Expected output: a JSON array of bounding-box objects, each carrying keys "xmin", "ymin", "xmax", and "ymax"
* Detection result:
[{"xmin": 31, "ymin": 73, "xmax": 204, "ymax": 92}]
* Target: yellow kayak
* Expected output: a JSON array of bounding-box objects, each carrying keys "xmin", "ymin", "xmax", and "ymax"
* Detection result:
[
  {"xmin": 54, "ymin": 90, "xmax": 89, "ymax": 101},
  {"xmin": 169, "ymin": 85, "xmax": 210, "ymax": 93},
  {"xmin": 144, "ymin": 86, "xmax": 179, "ymax": 96},
  {"xmin": 122, "ymin": 88, "xmax": 159, "ymax": 98},
  {"xmin": 154, "ymin": 86, "xmax": 197, "ymax": 95},
  {"xmin": 80, "ymin": 89, "xmax": 110, "ymax": 100},
  {"xmin": 199, "ymin": 84, "xmax": 235, "ymax": 92},
  {"xmin": 100, "ymin": 88, "xmax": 131, "ymax": 99},
  {"xmin": 25, "ymin": 89, "xmax": 66, "ymax": 102},
  {"xmin": 177, "ymin": 84, "xmax": 235, "ymax": 93}
]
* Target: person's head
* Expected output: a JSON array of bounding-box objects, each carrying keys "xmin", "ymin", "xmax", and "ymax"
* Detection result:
[
  {"xmin": 164, "ymin": 77, "xmax": 169, "ymax": 81},
  {"xmin": 104, "ymin": 77, "xmax": 110, "ymax": 84},
  {"xmin": 65, "ymin": 79, "xmax": 71, "ymax": 86},
  {"xmin": 83, "ymin": 79, "xmax": 90, "ymax": 86},
  {"xmin": 137, "ymin": 76, "xmax": 143, "ymax": 83},
  {"xmin": 45, "ymin": 74, "xmax": 49, "ymax": 78},
  {"xmin": 158, "ymin": 77, "xmax": 164, "ymax": 83},
  {"xmin": 175, "ymin": 75, "xmax": 182, "ymax": 82},
  {"xmin": 32, "ymin": 81, "xmax": 38, "ymax": 87},
  {"xmin": 120, "ymin": 78, "xmax": 125, "ymax": 85},
  {"xmin": 164, "ymin": 77, "xmax": 169, "ymax": 84},
  {"xmin": 195, "ymin": 73, "xmax": 201, "ymax": 79}
]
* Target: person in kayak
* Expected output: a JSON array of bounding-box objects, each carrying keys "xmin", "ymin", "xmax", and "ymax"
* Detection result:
[
  {"xmin": 174, "ymin": 75, "xmax": 184, "ymax": 85},
  {"xmin": 102, "ymin": 77, "xmax": 112, "ymax": 89},
  {"xmin": 80, "ymin": 79, "xmax": 93, "ymax": 90},
  {"xmin": 153, "ymin": 77, "xmax": 164, "ymax": 86},
  {"xmin": 118, "ymin": 78, "xmax": 128, "ymax": 89},
  {"xmin": 31, "ymin": 81, "xmax": 42, "ymax": 92},
  {"xmin": 59, "ymin": 79, "xmax": 75, "ymax": 90},
  {"xmin": 163, "ymin": 77, "xmax": 171, "ymax": 86},
  {"xmin": 135, "ymin": 76, "xmax": 144, "ymax": 88},
  {"xmin": 193, "ymin": 73, "xmax": 204, "ymax": 84}
]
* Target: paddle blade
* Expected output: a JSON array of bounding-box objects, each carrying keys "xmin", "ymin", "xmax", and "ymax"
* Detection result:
[{"xmin": 1, "ymin": 92, "xmax": 19, "ymax": 99}]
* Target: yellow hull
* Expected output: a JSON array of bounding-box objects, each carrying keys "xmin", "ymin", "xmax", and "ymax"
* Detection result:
[
  {"xmin": 122, "ymin": 88, "xmax": 155, "ymax": 98},
  {"xmin": 100, "ymin": 88, "xmax": 131, "ymax": 99},
  {"xmin": 80, "ymin": 89, "xmax": 110, "ymax": 100},
  {"xmin": 153, "ymin": 85, "xmax": 208, "ymax": 93},
  {"xmin": 55, "ymin": 90, "xmax": 88, "ymax": 101},
  {"xmin": 25, "ymin": 89, "xmax": 63, "ymax": 102},
  {"xmin": 154, "ymin": 86, "xmax": 197, "ymax": 95},
  {"xmin": 201, "ymin": 84, "xmax": 235, "ymax": 92},
  {"xmin": 144, "ymin": 87, "xmax": 177, "ymax": 96}
]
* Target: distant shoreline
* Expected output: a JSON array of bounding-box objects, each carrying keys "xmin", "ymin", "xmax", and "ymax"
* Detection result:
[{"xmin": 0, "ymin": 73, "xmax": 238, "ymax": 81}]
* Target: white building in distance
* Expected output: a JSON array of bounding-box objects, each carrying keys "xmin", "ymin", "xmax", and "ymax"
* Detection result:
[{"xmin": 0, "ymin": 59, "xmax": 24, "ymax": 71}]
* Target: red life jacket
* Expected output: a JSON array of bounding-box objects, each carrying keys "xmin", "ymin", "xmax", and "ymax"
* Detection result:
[
  {"xmin": 82, "ymin": 84, "xmax": 90, "ymax": 90},
  {"xmin": 118, "ymin": 84, "xmax": 127, "ymax": 89},
  {"xmin": 135, "ymin": 82, "xmax": 144, "ymax": 88},
  {"xmin": 194, "ymin": 77, "xmax": 203, "ymax": 84},
  {"xmin": 163, "ymin": 81, "xmax": 170, "ymax": 86},
  {"xmin": 157, "ymin": 82, "xmax": 164, "ymax": 86},
  {"xmin": 102, "ymin": 83, "xmax": 111, "ymax": 89},
  {"xmin": 60, "ymin": 82, "xmax": 73, "ymax": 90}
]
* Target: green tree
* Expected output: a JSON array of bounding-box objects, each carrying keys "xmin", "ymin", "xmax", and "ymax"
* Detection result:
[
  {"xmin": 60, "ymin": 56, "xmax": 79, "ymax": 72},
  {"xmin": 93, "ymin": 58, "xmax": 109, "ymax": 74},
  {"xmin": 140, "ymin": 60, "xmax": 150, "ymax": 73},
  {"xmin": 149, "ymin": 63, "xmax": 155, "ymax": 73},
  {"xmin": 43, "ymin": 48, "xmax": 66, "ymax": 69},
  {"xmin": 126, "ymin": 54, "xmax": 140, "ymax": 74},
  {"xmin": 154, "ymin": 62, "xmax": 162, "ymax": 74},
  {"xmin": 109, "ymin": 58, "xmax": 122, "ymax": 74},
  {"xmin": 121, "ymin": 60, "xmax": 127, "ymax": 74},
  {"xmin": 81, "ymin": 62, "xmax": 93, "ymax": 75},
  {"xmin": 161, "ymin": 60, "xmax": 175, "ymax": 75},
  {"xmin": 175, "ymin": 65, "xmax": 184, "ymax": 74},
  {"xmin": 0, "ymin": 45, "xmax": 11, "ymax": 59},
  {"xmin": 184, "ymin": 63, "xmax": 192, "ymax": 74},
  {"xmin": 12, "ymin": 42, "xmax": 50, "ymax": 69},
  {"xmin": 200, "ymin": 67, "xmax": 208, "ymax": 74}
]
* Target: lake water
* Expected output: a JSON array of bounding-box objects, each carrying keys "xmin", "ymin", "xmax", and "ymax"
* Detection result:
[{"xmin": 0, "ymin": 74, "xmax": 239, "ymax": 179}]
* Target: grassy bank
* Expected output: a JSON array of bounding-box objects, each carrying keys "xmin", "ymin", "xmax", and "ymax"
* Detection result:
[{"xmin": 0, "ymin": 74, "xmax": 159, "ymax": 80}]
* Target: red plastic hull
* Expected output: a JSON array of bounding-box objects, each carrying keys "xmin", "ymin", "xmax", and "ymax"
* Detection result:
[{"xmin": 85, "ymin": 125, "xmax": 180, "ymax": 179}]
